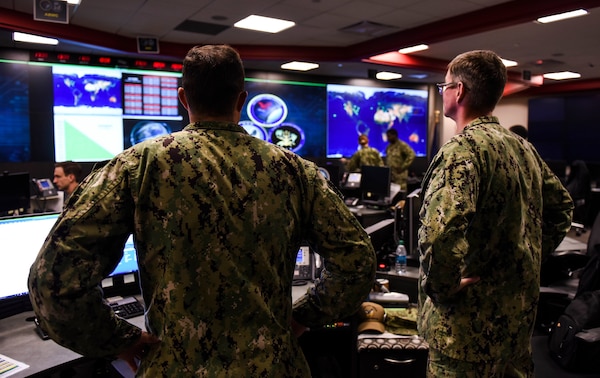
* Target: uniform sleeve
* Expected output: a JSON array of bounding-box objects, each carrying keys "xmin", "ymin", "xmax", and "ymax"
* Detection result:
[
  {"xmin": 398, "ymin": 142, "xmax": 416, "ymax": 172},
  {"xmin": 292, "ymin": 171, "xmax": 376, "ymax": 327},
  {"xmin": 418, "ymin": 149, "xmax": 478, "ymax": 304},
  {"xmin": 540, "ymin": 159, "xmax": 574, "ymax": 259},
  {"xmin": 347, "ymin": 152, "xmax": 360, "ymax": 172},
  {"xmin": 28, "ymin": 157, "xmax": 142, "ymax": 357}
]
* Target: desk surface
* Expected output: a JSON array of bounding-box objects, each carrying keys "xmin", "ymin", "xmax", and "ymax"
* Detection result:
[
  {"xmin": 0, "ymin": 287, "xmax": 311, "ymax": 378},
  {"xmin": 0, "ymin": 310, "xmax": 145, "ymax": 378},
  {"xmin": 555, "ymin": 235, "xmax": 587, "ymax": 253}
]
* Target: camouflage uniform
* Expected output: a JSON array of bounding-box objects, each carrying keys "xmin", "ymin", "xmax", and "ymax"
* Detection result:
[
  {"xmin": 385, "ymin": 139, "xmax": 415, "ymax": 190},
  {"xmin": 29, "ymin": 121, "xmax": 376, "ymax": 377},
  {"xmin": 417, "ymin": 116, "xmax": 573, "ymax": 376},
  {"xmin": 347, "ymin": 146, "xmax": 384, "ymax": 172}
]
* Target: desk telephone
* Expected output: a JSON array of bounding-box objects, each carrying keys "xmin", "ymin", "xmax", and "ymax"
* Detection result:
[
  {"xmin": 293, "ymin": 246, "xmax": 322, "ymax": 284},
  {"xmin": 32, "ymin": 178, "xmax": 57, "ymax": 198}
]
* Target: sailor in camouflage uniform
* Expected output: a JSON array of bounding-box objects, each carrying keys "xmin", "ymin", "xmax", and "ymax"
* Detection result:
[
  {"xmin": 346, "ymin": 134, "xmax": 384, "ymax": 172},
  {"xmin": 418, "ymin": 50, "xmax": 573, "ymax": 377},
  {"xmin": 28, "ymin": 45, "xmax": 376, "ymax": 377},
  {"xmin": 384, "ymin": 128, "xmax": 415, "ymax": 191}
]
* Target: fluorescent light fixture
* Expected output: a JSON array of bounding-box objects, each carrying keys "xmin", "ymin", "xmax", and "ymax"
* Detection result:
[
  {"xmin": 501, "ymin": 59, "xmax": 518, "ymax": 67},
  {"xmin": 398, "ymin": 44, "xmax": 428, "ymax": 54},
  {"xmin": 537, "ymin": 9, "xmax": 588, "ymax": 24},
  {"xmin": 13, "ymin": 32, "xmax": 58, "ymax": 45},
  {"xmin": 67, "ymin": 0, "xmax": 81, "ymax": 4},
  {"xmin": 234, "ymin": 15, "xmax": 295, "ymax": 33},
  {"xmin": 543, "ymin": 71, "xmax": 581, "ymax": 80},
  {"xmin": 281, "ymin": 61, "xmax": 319, "ymax": 71},
  {"xmin": 375, "ymin": 71, "xmax": 402, "ymax": 80}
]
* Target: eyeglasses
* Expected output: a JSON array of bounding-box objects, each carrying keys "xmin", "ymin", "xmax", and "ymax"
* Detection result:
[{"xmin": 436, "ymin": 82, "xmax": 458, "ymax": 95}]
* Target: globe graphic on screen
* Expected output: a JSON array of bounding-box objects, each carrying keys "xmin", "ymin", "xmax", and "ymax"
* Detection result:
[{"xmin": 130, "ymin": 121, "xmax": 171, "ymax": 146}]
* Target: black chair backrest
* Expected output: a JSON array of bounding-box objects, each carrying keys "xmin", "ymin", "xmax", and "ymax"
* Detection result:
[{"xmin": 588, "ymin": 211, "xmax": 600, "ymax": 257}]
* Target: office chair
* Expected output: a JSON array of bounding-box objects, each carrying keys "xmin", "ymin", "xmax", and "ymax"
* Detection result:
[
  {"xmin": 536, "ymin": 211, "xmax": 600, "ymax": 333},
  {"xmin": 566, "ymin": 160, "xmax": 592, "ymax": 235}
]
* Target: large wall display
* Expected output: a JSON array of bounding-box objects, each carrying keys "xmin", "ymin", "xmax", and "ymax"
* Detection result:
[
  {"xmin": 0, "ymin": 50, "xmax": 430, "ymax": 164},
  {"xmin": 240, "ymin": 78, "xmax": 327, "ymax": 158},
  {"xmin": 326, "ymin": 84, "xmax": 429, "ymax": 158}
]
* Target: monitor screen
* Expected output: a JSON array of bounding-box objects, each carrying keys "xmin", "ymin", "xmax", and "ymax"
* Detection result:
[
  {"xmin": 0, "ymin": 54, "xmax": 187, "ymax": 164},
  {"xmin": 240, "ymin": 77, "xmax": 327, "ymax": 158},
  {"xmin": 403, "ymin": 188, "xmax": 422, "ymax": 256},
  {"xmin": 0, "ymin": 172, "xmax": 30, "ymax": 215},
  {"xmin": 326, "ymin": 83, "xmax": 428, "ymax": 158},
  {"xmin": 110, "ymin": 234, "xmax": 138, "ymax": 276},
  {"xmin": 52, "ymin": 65, "xmax": 184, "ymax": 162},
  {"xmin": 0, "ymin": 60, "xmax": 30, "ymax": 162},
  {"xmin": 0, "ymin": 212, "xmax": 139, "ymax": 318},
  {"xmin": 360, "ymin": 165, "xmax": 391, "ymax": 205}
]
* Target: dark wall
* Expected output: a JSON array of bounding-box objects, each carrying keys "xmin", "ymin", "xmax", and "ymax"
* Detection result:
[{"xmin": 529, "ymin": 91, "xmax": 600, "ymax": 168}]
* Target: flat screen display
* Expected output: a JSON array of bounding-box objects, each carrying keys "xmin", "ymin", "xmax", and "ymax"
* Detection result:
[
  {"xmin": 240, "ymin": 78, "xmax": 327, "ymax": 158},
  {"xmin": 0, "ymin": 212, "xmax": 139, "ymax": 317},
  {"xmin": 360, "ymin": 165, "xmax": 391, "ymax": 205},
  {"xmin": 326, "ymin": 83, "xmax": 428, "ymax": 158},
  {"xmin": 0, "ymin": 61, "xmax": 30, "ymax": 162},
  {"xmin": 52, "ymin": 65, "xmax": 184, "ymax": 162},
  {"xmin": 0, "ymin": 54, "xmax": 187, "ymax": 164}
]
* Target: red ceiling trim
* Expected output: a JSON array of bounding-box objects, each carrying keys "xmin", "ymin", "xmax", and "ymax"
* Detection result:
[{"xmin": 347, "ymin": 0, "xmax": 600, "ymax": 59}]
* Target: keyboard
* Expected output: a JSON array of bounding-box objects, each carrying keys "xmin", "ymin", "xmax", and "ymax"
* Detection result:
[{"xmin": 108, "ymin": 296, "xmax": 144, "ymax": 319}]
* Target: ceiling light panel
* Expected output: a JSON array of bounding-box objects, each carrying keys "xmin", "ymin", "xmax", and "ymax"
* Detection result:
[
  {"xmin": 234, "ymin": 15, "xmax": 295, "ymax": 33},
  {"xmin": 281, "ymin": 61, "xmax": 319, "ymax": 71},
  {"xmin": 543, "ymin": 71, "xmax": 581, "ymax": 80},
  {"xmin": 13, "ymin": 32, "xmax": 59, "ymax": 45},
  {"xmin": 536, "ymin": 9, "xmax": 588, "ymax": 24}
]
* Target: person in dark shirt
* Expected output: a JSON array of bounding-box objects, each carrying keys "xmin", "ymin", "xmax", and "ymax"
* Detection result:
[{"xmin": 53, "ymin": 160, "xmax": 82, "ymax": 203}]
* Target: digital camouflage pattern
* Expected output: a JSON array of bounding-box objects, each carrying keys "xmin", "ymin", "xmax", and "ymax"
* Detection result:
[
  {"xmin": 348, "ymin": 146, "xmax": 383, "ymax": 172},
  {"xmin": 385, "ymin": 139, "xmax": 415, "ymax": 190},
  {"xmin": 346, "ymin": 146, "xmax": 384, "ymax": 172},
  {"xmin": 29, "ymin": 121, "xmax": 376, "ymax": 377},
  {"xmin": 417, "ymin": 116, "xmax": 573, "ymax": 373}
]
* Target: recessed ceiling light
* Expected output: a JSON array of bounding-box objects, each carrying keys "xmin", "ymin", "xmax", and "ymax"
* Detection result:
[
  {"xmin": 281, "ymin": 61, "xmax": 319, "ymax": 71},
  {"xmin": 501, "ymin": 59, "xmax": 518, "ymax": 67},
  {"xmin": 375, "ymin": 71, "xmax": 402, "ymax": 80},
  {"xmin": 234, "ymin": 15, "xmax": 295, "ymax": 33},
  {"xmin": 536, "ymin": 9, "xmax": 588, "ymax": 24},
  {"xmin": 13, "ymin": 32, "xmax": 58, "ymax": 45},
  {"xmin": 543, "ymin": 71, "xmax": 581, "ymax": 80},
  {"xmin": 398, "ymin": 44, "xmax": 428, "ymax": 54}
]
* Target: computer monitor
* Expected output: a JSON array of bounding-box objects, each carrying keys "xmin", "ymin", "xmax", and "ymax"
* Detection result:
[
  {"xmin": 0, "ymin": 172, "xmax": 30, "ymax": 215},
  {"xmin": 403, "ymin": 188, "xmax": 422, "ymax": 256},
  {"xmin": 0, "ymin": 212, "xmax": 140, "ymax": 318},
  {"xmin": 360, "ymin": 165, "xmax": 391, "ymax": 206}
]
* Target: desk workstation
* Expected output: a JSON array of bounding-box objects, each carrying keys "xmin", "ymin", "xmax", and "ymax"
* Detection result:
[
  {"xmin": 2, "ymin": 184, "xmax": 591, "ymax": 378},
  {"xmin": 0, "ymin": 204, "xmax": 416, "ymax": 378},
  {"xmin": 0, "ymin": 286, "xmax": 312, "ymax": 378}
]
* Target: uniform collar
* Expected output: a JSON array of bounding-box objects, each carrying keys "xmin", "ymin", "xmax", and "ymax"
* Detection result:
[
  {"xmin": 463, "ymin": 115, "xmax": 500, "ymax": 131},
  {"xmin": 184, "ymin": 121, "xmax": 248, "ymax": 134}
]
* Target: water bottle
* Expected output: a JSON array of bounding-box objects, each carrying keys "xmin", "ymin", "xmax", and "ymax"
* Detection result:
[{"xmin": 394, "ymin": 240, "xmax": 407, "ymax": 274}]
